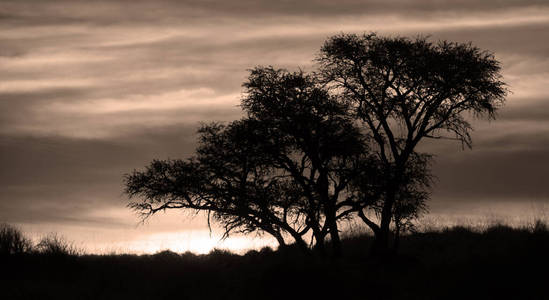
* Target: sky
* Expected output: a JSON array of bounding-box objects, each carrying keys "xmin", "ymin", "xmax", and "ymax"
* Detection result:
[{"xmin": 1, "ymin": 0, "xmax": 549, "ymax": 254}]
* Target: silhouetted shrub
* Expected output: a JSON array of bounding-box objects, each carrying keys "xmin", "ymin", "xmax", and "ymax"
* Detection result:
[
  {"xmin": 36, "ymin": 233, "xmax": 80, "ymax": 256},
  {"xmin": 531, "ymin": 219, "xmax": 548, "ymax": 233},
  {"xmin": 208, "ymin": 248, "xmax": 234, "ymax": 256},
  {"xmin": 154, "ymin": 249, "xmax": 180, "ymax": 258},
  {"xmin": 151, "ymin": 250, "xmax": 182, "ymax": 263},
  {"xmin": 0, "ymin": 223, "xmax": 32, "ymax": 255},
  {"xmin": 244, "ymin": 249, "xmax": 259, "ymax": 257}
]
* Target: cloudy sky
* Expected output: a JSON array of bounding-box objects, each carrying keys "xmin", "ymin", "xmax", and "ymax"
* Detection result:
[{"xmin": 1, "ymin": 0, "xmax": 548, "ymax": 253}]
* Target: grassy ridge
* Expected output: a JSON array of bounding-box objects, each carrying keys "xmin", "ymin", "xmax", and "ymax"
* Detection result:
[{"xmin": 1, "ymin": 223, "xmax": 548, "ymax": 300}]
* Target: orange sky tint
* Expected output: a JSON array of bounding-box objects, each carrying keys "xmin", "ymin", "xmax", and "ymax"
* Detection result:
[{"xmin": 1, "ymin": 0, "xmax": 549, "ymax": 254}]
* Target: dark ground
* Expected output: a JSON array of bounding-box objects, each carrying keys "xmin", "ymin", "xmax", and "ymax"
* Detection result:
[{"xmin": 1, "ymin": 223, "xmax": 548, "ymax": 300}]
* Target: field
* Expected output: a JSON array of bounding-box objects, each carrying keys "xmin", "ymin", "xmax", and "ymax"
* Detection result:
[{"xmin": 1, "ymin": 222, "xmax": 548, "ymax": 300}]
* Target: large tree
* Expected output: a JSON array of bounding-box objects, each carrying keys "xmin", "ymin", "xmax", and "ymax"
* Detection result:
[
  {"xmin": 126, "ymin": 33, "xmax": 506, "ymax": 257},
  {"xmin": 125, "ymin": 67, "xmax": 378, "ymax": 256},
  {"xmin": 318, "ymin": 33, "xmax": 507, "ymax": 254}
]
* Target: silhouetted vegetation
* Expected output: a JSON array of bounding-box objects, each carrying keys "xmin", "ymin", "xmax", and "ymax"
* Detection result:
[
  {"xmin": 0, "ymin": 224, "xmax": 80, "ymax": 258},
  {"xmin": 1, "ymin": 222, "xmax": 547, "ymax": 299},
  {"xmin": 318, "ymin": 33, "xmax": 507, "ymax": 254},
  {"xmin": 125, "ymin": 68, "xmax": 394, "ymax": 257},
  {"xmin": 0, "ymin": 223, "xmax": 32, "ymax": 256},
  {"xmin": 125, "ymin": 32, "xmax": 507, "ymax": 257},
  {"xmin": 36, "ymin": 233, "xmax": 81, "ymax": 256}
]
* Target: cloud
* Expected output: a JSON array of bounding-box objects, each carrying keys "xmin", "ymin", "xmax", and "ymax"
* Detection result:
[
  {"xmin": 428, "ymin": 117, "xmax": 549, "ymax": 200},
  {"xmin": 0, "ymin": 124, "xmax": 202, "ymax": 223},
  {"xmin": 3, "ymin": 0, "xmax": 549, "ymax": 23},
  {"xmin": 499, "ymin": 98, "xmax": 549, "ymax": 122},
  {"xmin": 1, "ymin": 0, "xmax": 549, "ymax": 251},
  {"xmin": 433, "ymin": 147, "xmax": 549, "ymax": 200}
]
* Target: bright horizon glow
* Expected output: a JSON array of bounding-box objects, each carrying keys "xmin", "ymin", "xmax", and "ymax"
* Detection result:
[
  {"xmin": 103, "ymin": 230, "xmax": 279, "ymax": 255},
  {"xmin": 14, "ymin": 201, "xmax": 549, "ymax": 256},
  {"xmin": 2, "ymin": 0, "xmax": 549, "ymax": 257}
]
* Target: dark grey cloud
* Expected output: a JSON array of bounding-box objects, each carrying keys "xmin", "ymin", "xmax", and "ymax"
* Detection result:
[
  {"xmin": 0, "ymin": 124, "xmax": 200, "ymax": 224},
  {"xmin": 498, "ymin": 98, "xmax": 549, "ymax": 122},
  {"xmin": 427, "ymin": 22, "xmax": 549, "ymax": 60},
  {"xmin": 432, "ymin": 145, "xmax": 549, "ymax": 200},
  {"xmin": 0, "ymin": 124, "xmax": 199, "ymax": 183},
  {"xmin": 2, "ymin": 0, "xmax": 548, "ymax": 25},
  {"xmin": 418, "ymin": 97, "xmax": 549, "ymax": 202}
]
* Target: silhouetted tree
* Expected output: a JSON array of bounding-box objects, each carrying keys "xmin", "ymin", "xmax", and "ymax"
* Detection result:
[
  {"xmin": 318, "ymin": 33, "xmax": 507, "ymax": 254},
  {"xmin": 242, "ymin": 67, "xmax": 382, "ymax": 257},
  {"xmin": 125, "ymin": 68, "xmax": 377, "ymax": 257},
  {"xmin": 341, "ymin": 150, "xmax": 432, "ymax": 251},
  {"xmin": 125, "ymin": 122, "xmax": 311, "ymax": 252},
  {"xmin": 126, "ymin": 33, "xmax": 506, "ymax": 258}
]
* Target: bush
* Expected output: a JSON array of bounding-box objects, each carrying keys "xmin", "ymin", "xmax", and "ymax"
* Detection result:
[
  {"xmin": 531, "ymin": 219, "xmax": 548, "ymax": 233},
  {"xmin": 36, "ymin": 233, "xmax": 80, "ymax": 256},
  {"xmin": 0, "ymin": 223, "xmax": 33, "ymax": 255}
]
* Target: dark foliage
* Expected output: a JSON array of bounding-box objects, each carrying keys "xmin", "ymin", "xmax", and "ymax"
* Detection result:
[
  {"xmin": 0, "ymin": 223, "xmax": 32, "ymax": 256},
  {"xmin": 318, "ymin": 33, "xmax": 507, "ymax": 253},
  {"xmin": 125, "ymin": 32, "xmax": 507, "ymax": 257},
  {"xmin": 1, "ymin": 223, "xmax": 547, "ymax": 300},
  {"xmin": 36, "ymin": 233, "xmax": 80, "ymax": 257},
  {"xmin": 125, "ymin": 68, "xmax": 387, "ymax": 257}
]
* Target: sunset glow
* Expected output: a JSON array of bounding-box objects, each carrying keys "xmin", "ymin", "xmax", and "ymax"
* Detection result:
[{"xmin": 1, "ymin": 0, "xmax": 548, "ymax": 254}]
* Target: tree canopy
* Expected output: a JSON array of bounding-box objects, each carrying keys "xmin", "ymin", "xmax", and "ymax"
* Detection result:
[
  {"xmin": 125, "ymin": 32, "xmax": 506, "ymax": 257},
  {"xmin": 125, "ymin": 68, "xmax": 382, "ymax": 256},
  {"xmin": 318, "ymin": 33, "xmax": 507, "ymax": 253}
]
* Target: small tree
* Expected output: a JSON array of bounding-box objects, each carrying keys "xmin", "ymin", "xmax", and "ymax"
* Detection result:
[
  {"xmin": 242, "ymin": 67, "xmax": 381, "ymax": 256},
  {"xmin": 318, "ymin": 33, "xmax": 507, "ymax": 254}
]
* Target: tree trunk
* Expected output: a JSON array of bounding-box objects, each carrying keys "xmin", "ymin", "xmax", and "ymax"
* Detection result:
[
  {"xmin": 325, "ymin": 202, "xmax": 342, "ymax": 258},
  {"xmin": 318, "ymin": 171, "xmax": 341, "ymax": 257},
  {"xmin": 273, "ymin": 232, "xmax": 286, "ymax": 248},
  {"xmin": 371, "ymin": 187, "xmax": 396, "ymax": 257},
  {"xmin": 371, "ymin": 228, "xmax": 389, "ymax": 257},
  {"xmin": 371, "ymin": 160, "xmax": 407, "ymax": 257},
  {"xmin": 328, "ymin": 217, "xmax": 342, "ymax": 258},
  {"xmin": 278, "ymin": 223, "xmax": 310, "ymax": 254},
  {"xmin": 323, "ymin": 194, "xmax": 341, "ymax": 257},
  {"xmin": 394, "ymin": 221, "xmax": 401, "ymax": 252},
  {"xmin": 377, "ymin": 218, "xmax": 392, "ymax": 254},
  {"xmin": 313, "ymin": 231, "xmax": 327, "ymax": 256},
  {"xmin": 292, "ymin": 235, "xmax": 310, "ymax": 254}
]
